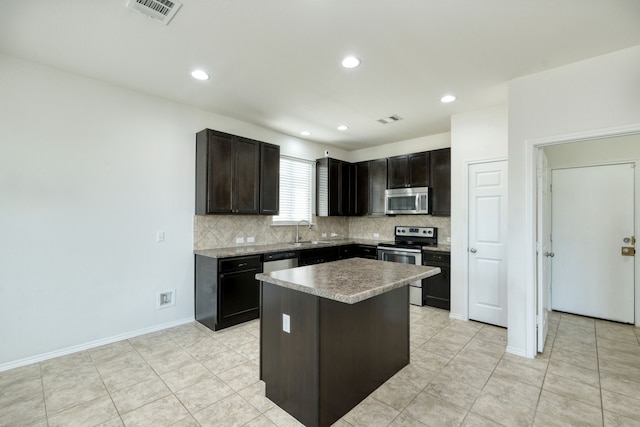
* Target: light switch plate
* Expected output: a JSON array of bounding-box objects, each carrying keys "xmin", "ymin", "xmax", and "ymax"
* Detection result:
[
  {"xmin": 282, "ymin": 313, "xmax": 290, "ymax": 333},
  {"xmin": 247, "ymin": 237, "xmax": 255, "ymax": 243},
  {"xmin": 236, "ymin": 237, "xmax": 245, "ymax": 244}
]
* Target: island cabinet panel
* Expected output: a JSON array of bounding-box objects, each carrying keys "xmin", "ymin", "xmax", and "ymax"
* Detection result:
[
  {"xmin": 260, "ymin": 282, "xmax": 409, "ymax": 427},
  {"xmin": 260, "ymin": 283, "xmax": 319, "ymax": 425}
]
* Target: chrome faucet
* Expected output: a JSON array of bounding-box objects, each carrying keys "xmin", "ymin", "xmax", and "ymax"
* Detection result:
[{"xmin": 296, "ymin": 219, "xmax": 312, "ymax": 243}]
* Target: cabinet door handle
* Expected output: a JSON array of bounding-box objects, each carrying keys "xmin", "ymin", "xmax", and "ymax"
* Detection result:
[
  {"xmin": 237, "ymin": 263, "xmax": 247, "ymax": 267},
  {"xmin": 469, "ymin": 248, "xmax": 477, "ymax": 253}
]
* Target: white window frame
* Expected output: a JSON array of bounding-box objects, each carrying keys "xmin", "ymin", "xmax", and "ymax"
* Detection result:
[{"xmin": 272, "ymin": 155, "xmax": 315, "ymax": 226}]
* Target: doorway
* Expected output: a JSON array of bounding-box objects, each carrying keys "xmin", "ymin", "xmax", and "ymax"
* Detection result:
[{"xmin": 535, "ymin": 133, "xmax": 640, "ymax": 353}]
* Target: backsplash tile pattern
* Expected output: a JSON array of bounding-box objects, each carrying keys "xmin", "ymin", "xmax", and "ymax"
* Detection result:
[
  {"xmin": 194, "ymin": 215, "xmax": 450, "ymax": 250},
  {"xmin": 348, "ymin": 215, "xmax": 451, "ymax": 243},
  {"xmin": 194, "ymin": 215, "xmax": 349, "ymax": 250}
]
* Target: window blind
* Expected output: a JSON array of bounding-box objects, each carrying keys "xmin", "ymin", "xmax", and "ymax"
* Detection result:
[{"xmin": 272, "ymin": 156, "xmax": 313, "ymax": 224}]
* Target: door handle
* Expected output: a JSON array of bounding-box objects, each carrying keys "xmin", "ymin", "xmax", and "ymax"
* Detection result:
[
  {"xmin": 622, "ymin": 247, "xmax": 635, "ymax": 256},
  {"xmin": 469, "ymin": 248, "xmax": 477, "ymax": 253},
  {"xmin": 544, "ymin": 252, "xmax": 554, "ymax": 258}
]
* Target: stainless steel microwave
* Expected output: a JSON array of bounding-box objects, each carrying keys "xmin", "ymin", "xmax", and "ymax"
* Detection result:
[{"xmin": 384, "ymin": 187, "xmax": 430, "ymax": 215}]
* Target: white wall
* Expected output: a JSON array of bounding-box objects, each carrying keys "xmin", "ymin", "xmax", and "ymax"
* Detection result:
[
  {"xmin": 508, "ymin": 45, "xmax": 640, "ymax": 357},
  {"xmin": 0, "ymin": 53, "xmax": 344, "ymax": 369},
  {"xmin": 449, "ymin": 105, "xmax": 508, "ymax": 320},
  {"xmin": 348, "ymin": 133, "xmax": 450, "ymax": 163},
  {"xmin": 544, "ymin": 134, "xmax": 640, "ymax": 168}
]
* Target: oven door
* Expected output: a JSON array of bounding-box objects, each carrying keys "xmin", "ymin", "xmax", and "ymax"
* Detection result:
[
  {"xmin": 377, "ymin": 246, "xmax": 423, "ymax": 305},
  {"xmin": 377, "ymin": 247, "xmax": 422, "ymax": 265}
]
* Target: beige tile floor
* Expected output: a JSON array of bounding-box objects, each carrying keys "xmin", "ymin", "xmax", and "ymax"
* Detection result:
[{"xmin": 2, "ymin": 306, "xmax": 640, "ymax": 427}]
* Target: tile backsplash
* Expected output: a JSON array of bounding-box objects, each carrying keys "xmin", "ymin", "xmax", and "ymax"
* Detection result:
[{"xmin": 194, "ymin": 214, "xmax": 450, "ymax": 250}]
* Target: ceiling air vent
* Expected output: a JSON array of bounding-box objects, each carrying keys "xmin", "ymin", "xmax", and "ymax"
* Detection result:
[
  {"xmin": 377, "ymin": 115, "xmax": 403, "ymax": 124},
  {"xmin": 126, "ymin": 0, "xmax": 183, "ymax": 25}
]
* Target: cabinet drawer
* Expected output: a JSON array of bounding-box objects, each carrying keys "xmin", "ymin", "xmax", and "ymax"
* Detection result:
[
  {"xmin": 219, "ymin": 255, "xmax": 262, "ymax": 273},
  {"xmin": 422, "ymin": 251, "xmax": 450, "ymax": 264},
  {"xmin": 359, "ymin": 245, "xmax": 377, "ymax": 259}
]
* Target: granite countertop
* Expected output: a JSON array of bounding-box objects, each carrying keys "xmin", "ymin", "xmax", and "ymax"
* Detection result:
[
  {"xmin": 256, "ymin": 258, "xmax": 441, "ymax": 304},
  {"xmin": 194, "ymin": 239, "xmax": 450, "ymax": 259},
  {"xmin": 194, "ymin": 238, "xmax": 381, "ymax": 259},
  {"xmin": 422, "ymin": 244, "xmax": 451, "ymax": 252}
]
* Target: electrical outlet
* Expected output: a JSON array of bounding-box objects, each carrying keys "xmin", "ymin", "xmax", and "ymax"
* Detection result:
[
  {"xmin": 330, "ymin": 232, "xmax": 338, "ymax": 237},
  {"xmin": 158, "ymin": 290, "xmax": 176, "ymax": 309},
  {"xmin": 156, "ymin": 231, "xmax": 165, "ymax": 242},
  {"xmin": 247, "ymin": 236, "xmax": 255, "ymax": 243},
  {"xmin": 282, "ymin": 313, "xmax": 290, "ymax": 333},
  {"xmin": 236, "ymin": 237, "xmax": 245, "ymax": 244},
  {"xmin": 373, "ymin": 233, "xmax": 380, "ymax": 238},
  {"xmin": 446, "ymin": 237, "xmax": 451, "ymax": 243},
  {"xmin": 321, "ymin": 233, "xmax": 327, "ymax": 238}
]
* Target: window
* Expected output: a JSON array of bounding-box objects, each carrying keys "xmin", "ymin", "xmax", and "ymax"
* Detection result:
[{"xmin": 272, "ymin": 156, "xmax": 313, "ymax": 225}]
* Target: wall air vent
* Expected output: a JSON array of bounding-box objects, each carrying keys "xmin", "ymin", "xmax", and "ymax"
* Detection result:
[
  {"xmin": 377, "ymin": 115, "xmax": 403, "ymax": 124},
  {"xmin": 126, "ymin": 0, "xmax": 182, "ymax": 25}
]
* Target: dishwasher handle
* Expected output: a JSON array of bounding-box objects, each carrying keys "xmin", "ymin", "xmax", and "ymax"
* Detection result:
[{"xmin": 263, "ymin": 251, "xmax": 298, "ymax": 262}]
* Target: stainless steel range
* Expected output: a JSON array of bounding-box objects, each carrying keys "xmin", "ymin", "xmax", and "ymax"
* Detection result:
[{"xmin": 377, "ymin": 226, "xmax": 438, "ymax": 306}]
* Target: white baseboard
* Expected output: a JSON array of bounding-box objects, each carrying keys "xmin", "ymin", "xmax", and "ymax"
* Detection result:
[
  {"xmin": 506, "ymin": 345, "xmax": 530, "ymax": 358},
  {"xmin": 449, "ymin": 312, "xmax": 467, "ymax": 321},
  {"xmin": 0, "ymin": 317, "xmax": 195, "ymax": 373}
]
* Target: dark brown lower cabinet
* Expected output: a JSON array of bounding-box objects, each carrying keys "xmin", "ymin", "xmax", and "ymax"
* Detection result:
[
  {"xmin": 195, "ymin": 255, "xmax": 262, "ymax": 331},
  {"xmin": 422, "ymin": 251, "xmax": 450, "ymax": 310},
  {"xmin": 260, "ymin": 282, "xmax": 409, "ymax": 427}
]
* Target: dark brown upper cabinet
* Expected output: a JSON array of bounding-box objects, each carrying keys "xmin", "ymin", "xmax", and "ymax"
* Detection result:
[
  {"xmin": 196, "ymin": 129, "xmax": 278, "ymax": 215},
  {"xmin": 317, "ymin": 157, "xmax": 351, "ymax": 216},
  {"xmin": 387, "ymin": 151, "xmax": 430, "ymax": 189},
  {"xmin": 354, "ymin": 159, "xmax": 387, "ymax": 216},
  {"xmin": 369, "ymin": 158, "xmax": 388, "ymax": 215},
  {"xmin": 353, "ymin": 162, "xmax": 369, "ymax": 216},
  {"xmin": 260, "ymin": 142, "xmax": 280, "ymax": 215},
  {"xmin": 429, "ymin": 148, "xmax": 451, "ymax": 216}
]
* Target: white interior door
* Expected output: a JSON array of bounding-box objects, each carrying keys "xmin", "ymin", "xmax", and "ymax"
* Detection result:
[
  {"xmin": 468, "ymin": 160, "xmax": 508, "ymax": 327},
  {"xmin": 537, "ymin": 150, "xmax": 551, "ymax": 352},
  {"xmin": 551, "ymin": 163, "xmax": 635, "ymax": 323}
]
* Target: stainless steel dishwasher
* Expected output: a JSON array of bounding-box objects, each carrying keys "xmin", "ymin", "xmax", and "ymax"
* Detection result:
[{"xmin": 262, "ymin": 251, "xmax": 298, "ymax": 273}]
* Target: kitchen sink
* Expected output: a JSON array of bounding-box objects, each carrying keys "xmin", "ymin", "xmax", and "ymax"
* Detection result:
[{"xmin": 288, "ymin": 240, "xmax": 332, "ymax": 247}]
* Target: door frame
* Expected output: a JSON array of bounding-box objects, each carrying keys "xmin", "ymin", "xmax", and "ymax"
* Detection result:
[
  {"xmin": 525, "ymin": 124, "xmax": 640, "ymax": 357},
  {"xmin": 459, "ymin": 158, "xmax": 508, "ymax": 323}
]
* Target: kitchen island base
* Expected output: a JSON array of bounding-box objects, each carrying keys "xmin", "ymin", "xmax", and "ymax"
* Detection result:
[{"xmin": 260, "ymin": 281, "xmax": 409, "ymax": 427}]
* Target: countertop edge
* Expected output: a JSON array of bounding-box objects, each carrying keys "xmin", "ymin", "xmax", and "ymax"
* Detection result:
[
  {"xmin": 256, "ymin": 264, "xmax": 441, "ymax": 304},
  {"xmin": 195, "ymin": 239, "xmax": 450, "ymax": 258}
]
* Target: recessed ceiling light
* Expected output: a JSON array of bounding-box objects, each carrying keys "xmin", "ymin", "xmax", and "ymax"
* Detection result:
[
  {"xmin": 441, "ymin": 95, "xmax": 456, "ymax": 103},
  {"xmin": 191, "ymin": 69, "xmax": 210, "ymax": 81},
  {"xmin": 337, "ymin": 125, "xmax": 349, "ymax": 131},
  {"xmin": 341, "ymin": 56, "xmax": 361, "ymax": 69},
  {"xmin": 300, "ymin": 131, "xmax": 311, "ymax": 136}
]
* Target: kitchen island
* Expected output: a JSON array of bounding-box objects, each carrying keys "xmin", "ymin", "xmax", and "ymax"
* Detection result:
[{"xmin": 256, "ymin": 258, "xmax": 440, "ymax": 427}]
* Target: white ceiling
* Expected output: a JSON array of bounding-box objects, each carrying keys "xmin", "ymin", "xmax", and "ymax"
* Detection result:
[{"xmin": 1, "ymin": 0, "xmax": 639, "ymax": 150}]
